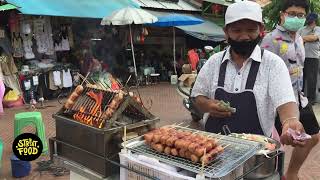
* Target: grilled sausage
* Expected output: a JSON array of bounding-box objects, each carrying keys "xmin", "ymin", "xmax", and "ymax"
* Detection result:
[
  {"xmin": 144, "ymin": 133, "xmax": 154, "ymax": 144},
  {"xmin": 153, "ymin": 143, "xmax": 164, "ymax": 153},
  {"xmin": 166, "ymin": 137, "xmax": 178, "ymax": 147},
  {"xmin": 185, "ymin": 151, "xmax": 192, "ymax": 159},
  {"xmin": 188, "ymin": 143, "xmax": 199, "ymax": 153},
  {"xmin": 170, "ymin": 148, "xmax": 178, "ymax": 156},
  {"xmin": 64, "ymin": 99, "xmax": 75, "ymax": 109},
  {"xmin": 75, "ymin": 85, "xmax": 84, "ymax": 94},
  {"xmin": 191, "ymin": 154, "xmax": 200, "ymax": 163},
  {"xmin": 195, "ymin": 147, "xmax": 206, "ymax": 157},
  {"xmin": 160, "ymin": 135, "xmax": 170, "ymax": 145},
  {"xmin": 164, "ymin": 146, "xmax": 172, "ymax": 155},
  {"xmin": 152, "ymin": 134, "xmax": 161, "ymax": 143},
  {"xmin": 179, "ymin": 148, "xmax": 187, "ymax": 158}
]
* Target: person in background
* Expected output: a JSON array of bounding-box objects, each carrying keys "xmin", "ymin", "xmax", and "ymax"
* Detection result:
[
  {"xmin": 261, "ymin": 0, "xmax": 320, "ymax": 179},
  {"xmin": 79, "ymin": 50, "xmax": 101, "ymax": 75},
  {"xmin": 192, "ymin": 0, "xmax": 305, "ymax": 154},
  {"xmin": 176, "ymin": 55, "xmax": 184, "ymax": 76},
  {"xmin": 299, "ymin": 12, "xmax": 320, "ymax": 105},
  {"xmin": 187, "ymin": 48, "xmax": 199, "ymax": 71},
  {"xmin": 0, "ymin": 48, "xmax": 6, "ymax": 116}
]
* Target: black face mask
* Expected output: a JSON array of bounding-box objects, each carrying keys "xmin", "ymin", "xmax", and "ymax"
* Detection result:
[{"xmin": 228, "ymin": 36, "xmax": 261, "ymax": 57}]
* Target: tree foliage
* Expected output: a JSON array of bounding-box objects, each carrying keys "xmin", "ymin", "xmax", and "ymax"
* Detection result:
[{"xmin": 263, "ymin": 0, "xmax": 320, "ymax": 31}]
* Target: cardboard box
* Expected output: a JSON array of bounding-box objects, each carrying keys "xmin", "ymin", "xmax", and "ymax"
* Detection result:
[
  {"xmin": 182, "ymin": 64, "xmax": 192, "ymax": 74},
  {"xmin": 178, "ymin": 74, "xmax": 197, "ymax": 87}
]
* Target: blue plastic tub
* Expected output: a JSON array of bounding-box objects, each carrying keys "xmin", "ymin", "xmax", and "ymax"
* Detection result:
[{"xmin": 10, "ymin": 155, "xmax": 31, "ymax": 178}]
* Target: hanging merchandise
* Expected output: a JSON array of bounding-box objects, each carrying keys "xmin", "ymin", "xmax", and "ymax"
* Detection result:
[
  {"xmin": 32, "ymin": 76, "xmax": 39, "ymax": 86},
  {"xmin": 0, "ymin": 54, "xmax": 18, "ymax": 76},
  {"xmin": 140, "ymin": 34, "xmax": 145, "ymax": 44},
  {"xmin": 142, "ymin": 27, "xmax": 149, "ymax": 36},
  {"xmin": 44, "ymin": 17, "xmax": 55, "ymax": 55},
  {"xmin": 12, "ymin": 33, "xmax": 24, "ymax": 58},
  {"xmin": 48, "ymin": 71, "xmax": 58, "ymax": 90},
  {"xmin": 112, "ymin": 27, "xmax": 118, "ymax": 36},
  {"xmin": 8, "ymin": 12, "xmax": 21, "ymax": 33},
  {"xmin": 33, "ymin": 17, "xmax": 47, "ymax": 54},
  {"xmin": 61, "ymin": 37, "xmax": 70, "ymax": 51},
  {"xmin": 0, "ymin": 29, "xmax": 4, "ymax": 38},
  {"xmin": 20, "ymin": 17, "xmax": 32, "ymax": 34},
  {"xmin": 67, "ymin": 26, "xmax": 74, "ymax": 48},
  {"xmin": 24, "ymin": 80, "xmax": 31, "ymax": 90},
  {"xmin": 53, "ymin": 71, "xmax": 62, "ymax": 86},
  {"xmin": 54, "ymin": 25, "xmax": 70, "ymax": 52},
  {"xmin": 62, "ymin": 69, "xmax": 72, "ymax": 88},
  {"xmin": 22, "ymin": 34, "xmax": 35, "ymax": 59}
]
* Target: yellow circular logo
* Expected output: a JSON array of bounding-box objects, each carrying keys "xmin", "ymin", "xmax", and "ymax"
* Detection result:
[{"xmin": 12, "ymin": 133, "xmax": 43, "ymax": 161}]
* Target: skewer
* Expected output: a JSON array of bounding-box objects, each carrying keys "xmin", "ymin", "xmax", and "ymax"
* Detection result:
[
  {"xmin": 201, "ymin": 148, "xmax": 206, "ymax": 176},
  {"xmin": 183, "ymin": 125, "xmax": 190, "ymax": 128},
  {"xmin": 216, "ymin": 136, "xmax": 224, "ymax": 143},
  {"xmin": 78, "ymin": 72, "xmax": 91, "ymax": 85},
  {"xmin": 124, "ymin": 126, "xmax": 127, "ymax": 152},
  {"xmin": 124, "ymin": 75, "xmax": 132, "ymax": 88},
  {"xmin": 175, "ymin": 122, "xmax": 185, "ymax": 127},
  {"xmin": 222, "ymin": 144, "xmax": 231, "ymax": 149}
]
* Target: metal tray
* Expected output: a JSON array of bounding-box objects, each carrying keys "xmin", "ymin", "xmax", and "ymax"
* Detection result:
[{"xmin": 123, "ymin": 126, "xmax": 263, "ymax": 178}]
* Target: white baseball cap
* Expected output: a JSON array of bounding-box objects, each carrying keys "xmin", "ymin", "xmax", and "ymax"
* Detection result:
[{"xmin": 225, "ymin": 1, "xmax": 263, "ymax": 26}]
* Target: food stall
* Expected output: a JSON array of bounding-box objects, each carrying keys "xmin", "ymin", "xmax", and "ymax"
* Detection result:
[{"xmin": 49, "ymin": 78, "xmax": 284, "ymax": 180}]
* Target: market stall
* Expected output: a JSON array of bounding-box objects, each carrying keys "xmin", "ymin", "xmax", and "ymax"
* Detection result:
[{"xmin": 48, "ymin": 80, "xmax": 284, "ymax": 179}]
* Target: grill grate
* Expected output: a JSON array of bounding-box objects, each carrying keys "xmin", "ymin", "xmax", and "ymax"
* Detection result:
[{"xmin": 125, "ymin": 126, "xmax": 262, "ymax": 178}]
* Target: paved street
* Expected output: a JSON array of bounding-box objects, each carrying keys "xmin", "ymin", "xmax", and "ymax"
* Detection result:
[{"xmin": 0, "ymin": 83, "xmax": 319, "ymax": 179}]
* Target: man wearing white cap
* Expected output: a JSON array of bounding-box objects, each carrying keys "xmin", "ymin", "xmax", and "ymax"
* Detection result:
[{"xmin": 192, "ymin": 1, "xmax": 306, "ymax": 147}]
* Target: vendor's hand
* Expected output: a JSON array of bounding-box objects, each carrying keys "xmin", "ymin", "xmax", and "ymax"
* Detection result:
[
  {"xmin": 280, "ymin": 119, "xmax": 306, "ymax": 147},
  {"xmin": 208, "ymin": 99, "xmax": 232, "ymax": 118}
]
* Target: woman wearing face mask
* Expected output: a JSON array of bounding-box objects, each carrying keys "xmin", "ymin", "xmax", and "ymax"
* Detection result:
[
  {"xmin": 192, "ymin": 1, "xmax": 305, "ymax": 151},
  {"xmin": 261, "ymin": 0, "xmax": 320, "ymax": 180}
]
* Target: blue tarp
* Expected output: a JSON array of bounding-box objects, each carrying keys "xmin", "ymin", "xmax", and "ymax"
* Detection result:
[{"xmin": 6, "ymin": 0, "xmax": 139, "ymax": 18}]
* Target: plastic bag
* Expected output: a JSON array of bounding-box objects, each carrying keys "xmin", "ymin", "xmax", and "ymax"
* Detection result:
[{"xmin": 4, "ymin": 89, "xmax": 20, "ymax": 101}]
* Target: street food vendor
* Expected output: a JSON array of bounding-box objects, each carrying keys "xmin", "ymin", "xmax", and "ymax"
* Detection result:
[{"xmin": 191, "ymin": 1, "xmax": 306, "ymax": 147}]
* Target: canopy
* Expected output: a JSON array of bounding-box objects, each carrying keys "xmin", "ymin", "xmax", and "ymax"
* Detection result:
[
  {"xmin": 6, "ymin": 0, "xmax": 139, "ymax": 18},
  {"xmin": 147, "ymin": 10, "xmax": 225, "ymax": 42},
  {"xmin": 0, "ymin": 4, "xmax": 18, "ymax": 11}
]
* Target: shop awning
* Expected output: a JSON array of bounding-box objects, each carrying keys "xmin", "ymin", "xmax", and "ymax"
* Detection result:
[
  {"xmin": 176, "ymin": 18, "xmax": 225, "ymax": 41},
  {"xmin": 147, "ymin": 10, "xmax": 225, "ymax": 42},
  {"xmin": 5, "ymin": 0, "xmax": 139, "ymax": 18},
  {"xmin": 0, "ymin": 4, "xmax": 18, "ymax": 11}
]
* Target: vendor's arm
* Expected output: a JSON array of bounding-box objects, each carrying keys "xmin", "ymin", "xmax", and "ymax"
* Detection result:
[
  {"xmin": 191, "ymin": 55, "xmax": 231, "ymax": 118},
  {"xmin": 269, "ymin": 54, "xmax": 306, "ymax": 147},
  {"xmin": 194, "ymin": 96, "xmax": 231, "ymax": 118}
]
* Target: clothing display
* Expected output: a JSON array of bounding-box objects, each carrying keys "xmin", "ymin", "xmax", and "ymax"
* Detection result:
[
  {"xmin": 33, "ymin": 17, "xmax": 55, "ymax": 55},
  {"xmin": 33, "ymin": 17, "xmax": 47, "ymax": 54},
  {"xmin": 49, "ymin": 71, "xmax": 58, "ymax": 90},
  {"xmin": 22, "ymin": 34, "xmax": 35, "ymax": 59},
  {"xmin": 12, "ymin": 33, "xmax": 24, "ymax": 58},
  {"xmin": 0, "ymin": 54, "xmax": 18, "ymax": 76},
  {"xmin": 62, "ymin": 69, "xmax": 72, "ymax": 88},
  {"xmin": 3, "ymin": 74, "xmax": 21, "ymax": 95},
  {"xmin": 53, "ymin": 71, "xmax": 62, "ymax": 86}
]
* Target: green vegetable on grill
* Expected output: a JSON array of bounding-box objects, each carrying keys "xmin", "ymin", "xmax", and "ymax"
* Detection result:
[{"xmin": 218, "ymin": 100, "xmax": 236, "ymax": 113}]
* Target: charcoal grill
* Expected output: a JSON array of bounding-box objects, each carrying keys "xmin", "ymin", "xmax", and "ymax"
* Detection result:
[{"xmin": 50, "ymin": 87, "xmax": 159, "ymax": 177}]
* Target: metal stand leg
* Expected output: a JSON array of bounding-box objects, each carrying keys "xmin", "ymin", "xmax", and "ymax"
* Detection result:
[{"xmin": 277, "ymin": 151, "xmax": 285, "ymax": 178}]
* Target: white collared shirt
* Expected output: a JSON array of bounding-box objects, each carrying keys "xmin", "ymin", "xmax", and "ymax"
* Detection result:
[{"xmin": 191, "ymin": 46, "xmax": 296, "ymax": 136}]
